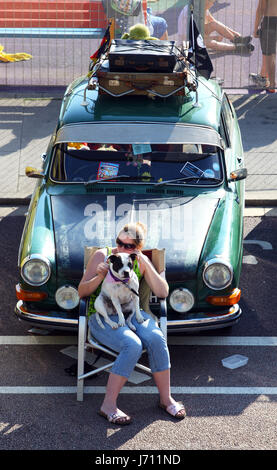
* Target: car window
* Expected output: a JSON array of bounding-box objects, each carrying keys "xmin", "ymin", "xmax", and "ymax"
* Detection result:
[
  {"xmin": 50, "ymin": 143, "xmax": 223, "ymax": 186},
  {"xmin": 220, "ymin": 94, "xmax": 234, "ymax": 147}
]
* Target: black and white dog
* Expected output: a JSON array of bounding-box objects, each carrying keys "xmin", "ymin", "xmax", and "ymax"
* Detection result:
[{"xmin": 94, "ymin": 252, "xmax": 145, "ymax": 330}]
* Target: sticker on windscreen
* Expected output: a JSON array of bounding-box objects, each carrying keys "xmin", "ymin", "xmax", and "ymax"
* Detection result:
[
  {"xmin": 132, "ymin": 144, "xmax": 152, "ymax": 155},
  {"xmin": 180, "ymin": 162, "xmax": 204, "ymax": 179},
  {"xmin": 97, "ymin": 162, "xmax": 119, "ymax": 180},
  {"xmin": 204, "ymin": 169, "xmax": 215, "ymax": 178}
]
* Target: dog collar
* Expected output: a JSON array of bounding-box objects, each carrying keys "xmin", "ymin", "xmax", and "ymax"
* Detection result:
[
  {"xmin": 107, "ymin": 269, "xmax": 139, "ymax": 296},
  {"xmin": 108, "ymin": 269, "xmax": 129, "ymax": 284}
]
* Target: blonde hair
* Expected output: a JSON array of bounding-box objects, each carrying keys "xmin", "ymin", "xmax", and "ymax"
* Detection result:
[{"xmin": 118, "ymin": 222, "xmax": 147, "ymax": 249}]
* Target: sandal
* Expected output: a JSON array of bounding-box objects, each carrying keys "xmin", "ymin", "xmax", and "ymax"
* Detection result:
[
  {"xmin": 98, "ymin": 409, "xmax": 132, "ymax": 425},
  {"xmin": 159, "ymin": 402, "xmax": 186, "ymax": 420}
]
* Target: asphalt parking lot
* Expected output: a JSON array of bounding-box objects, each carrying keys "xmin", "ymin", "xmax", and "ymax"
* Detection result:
[{"xmin": 0, "ymin": 208, "xmax": 277, "ymax": 453}]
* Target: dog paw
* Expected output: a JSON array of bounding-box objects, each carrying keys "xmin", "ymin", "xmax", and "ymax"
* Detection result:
[
  {"xmin": 127, "ymin": 322, "xmax": 136, "ymax": 331},
  {"xmin": 96, "ymin": 313, "xmax": 106, "ymax": 329},
  {"xmin": 137, "ymin": 316, "xmax": 145, "ymax": 324},
  {"xmin": 110, "ymin": 321, "xmax": 119, "ymax": 329}
]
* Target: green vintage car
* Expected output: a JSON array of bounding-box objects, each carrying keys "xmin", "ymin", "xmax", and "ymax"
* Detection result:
[{"xmin": 15, "ymin": 73, "xmax": 247, "ymax": 332}]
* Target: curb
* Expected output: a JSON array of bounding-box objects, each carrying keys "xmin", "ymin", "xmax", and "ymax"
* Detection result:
[
  {"xmin": 244, "ymin": 191, "xmax": 277, "ymax": 207},
  {"xmin": 0, "ymin": 197, "xmax": 32, "ymax": 206},
  {"xmin": 0, "ymin": 85, "xmax": 66, "ymax": 99}
]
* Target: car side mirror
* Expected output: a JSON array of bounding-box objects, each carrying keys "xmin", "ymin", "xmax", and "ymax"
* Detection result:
[
  {"xmin": 25, "ymin": 166, "xmax": 44, "ymax": 178},
  {"xmin": 228, "ymin": 167, "xmax": 247, "ymax": 182}
]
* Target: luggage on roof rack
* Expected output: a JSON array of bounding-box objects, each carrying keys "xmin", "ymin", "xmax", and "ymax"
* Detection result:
[
  {"xmin": 95, "ymin": 69, "xmax": 195, "ymax": 98},
  {"xmin": 86, "ymin": 39, "xmax": 197, "ymax": 99},
  {"xmin": 108, "ymin": 39, "xmax": 177, "ymax": 73}
]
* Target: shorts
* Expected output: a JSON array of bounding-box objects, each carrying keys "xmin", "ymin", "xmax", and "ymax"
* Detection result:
[
  {"xmin": 260, "ymin": 17, "xmax": 277, "ymax": 56},
  {"xmin": 147, "ymin": 7, "xmax": 168, "ymax": 39}
]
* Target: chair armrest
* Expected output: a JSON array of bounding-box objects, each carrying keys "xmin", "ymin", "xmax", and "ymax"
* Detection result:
[
  {"xmin": 158, "ymin": 298, "xmax": 167, "ymax": 341},
  {"xmin": 79, "ymin": 297, "xmax": 89, "ymax": 317},
  {"xmin": 159, "ymin": 298, "xmax": 167, "ymax": 317},
  {"xmin": 155, "ymin": 298, "xmax": 167, "ymax": 318}
]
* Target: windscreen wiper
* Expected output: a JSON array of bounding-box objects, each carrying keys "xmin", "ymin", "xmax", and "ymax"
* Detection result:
[
  {"xmin": 85, "ymin": 175, "xmax": 130, "ymax": 185},
  {"xmin": 154, "ymin": 176, "xmax": 222, "ymax": 186},
  {"xmin": 85, "ymin": 175, "xmax": 156, "ymax": 185}
]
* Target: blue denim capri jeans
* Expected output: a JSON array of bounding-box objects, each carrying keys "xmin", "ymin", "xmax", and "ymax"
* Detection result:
[{"xmin": 88, "ymin": 311, "xmax": 170, "ymax": 379}]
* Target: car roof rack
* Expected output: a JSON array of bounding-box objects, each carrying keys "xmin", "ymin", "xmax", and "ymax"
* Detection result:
[{"xmin": 81, "ymin": 38, "xmax": 197, "ymax": 106}]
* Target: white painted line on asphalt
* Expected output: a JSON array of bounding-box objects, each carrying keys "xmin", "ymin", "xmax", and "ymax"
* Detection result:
[
  {"xmin": 244, "ymin": 207, "xmax": 277, "ymax": 217},
  {"xmin": 2, "ymin": 336, "xmax": 277, "ymax": 346},
  {"xmin": 1, "ymin": 386, "xmax": 277, "ymax": 395},
  {"xmin": 0, "ymin": 336, "xmax": 77, "ymax": 345},
  {"xmin": 167, "ymin": 336, "xmax": 277, "ymax": 346},
  {"xmin": 243, "ymin": 255, "xmax": 258, "ymax": 264},
  {"xmin": 243, "ymin": 239, "xmax": 273, "ymax": 250},
  {"xmin": 0, "ymin": 387, "xmax": 79, "ymax": 394},
  {"xmin": 122, "ymin": 387, "xmax": 277, "ymax": 395}
]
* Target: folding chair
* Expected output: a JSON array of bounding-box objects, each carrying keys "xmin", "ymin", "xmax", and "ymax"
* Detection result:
[{"xmin": 77, "ymin": 247, "xmax": 167, "ymax": 401}]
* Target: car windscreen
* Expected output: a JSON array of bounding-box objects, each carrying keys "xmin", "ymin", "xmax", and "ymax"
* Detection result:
[{"xmin": 50, "ymin": 143, "xmax": 223, "ymax": 186}]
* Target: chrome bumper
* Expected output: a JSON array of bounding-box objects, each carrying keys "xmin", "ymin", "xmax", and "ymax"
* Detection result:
[
  {"xmin": 15, "ymin": 300, "xmax": 241, "ymax": 332},
  {"xmin": 15, "ymin": 300, "xmax": 79, "ymax": 330},
  {"xmin": 165, "ymin": 304, "xmax": 242, "ymax": 332}
]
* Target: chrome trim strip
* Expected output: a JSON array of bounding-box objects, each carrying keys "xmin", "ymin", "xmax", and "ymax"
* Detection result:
[
  {"xmin": 202, "ymin": 258, "xmax": 233, "ymax": 291},
  {"xmin": 15, "ymin": 301, "xmax": 240, "ymax": 329},
  {"xmin": 166, "ymin": 304, "xmax": 241, "ymax": 327},
  {"xmin": 20, "ymin": 254, "xmax": 51, "ymax": 287},
  {"xmin": 15, "ymin": 301, "xmax": 78, "ymax": 326},
  {"xmin": 55, "ymin": 122, "xmax": 223, "ymax": 148}
]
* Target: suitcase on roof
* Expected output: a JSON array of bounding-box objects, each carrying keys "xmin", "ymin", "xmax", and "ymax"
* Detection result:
[
  {"xmin": 96, "ymin": 69, "xmax": 190, "ymax": 97},
  {"xmin": 108, "ymin": 39, "xmax": 177, "ymax": 73}
]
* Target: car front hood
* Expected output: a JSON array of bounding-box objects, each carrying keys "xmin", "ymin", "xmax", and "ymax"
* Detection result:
[{"xmin": 51, "ymin": 193, "xmax": 219, "ymax": 282}]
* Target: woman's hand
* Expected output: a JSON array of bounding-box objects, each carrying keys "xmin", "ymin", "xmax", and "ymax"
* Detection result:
[
  {"xmin": 96, "ymin": 262, "xmax": 109, "ymax": 279},
  {"xmin": 133, "ymin": 250, "xmax": 169, "ymax": 298},
  {"xmin": 78, "ymin": 249, "xmax": 108, "ymax": 298},
  {"xmin": 132, "ymin": 250, "xmax": 148, "ymax": 270}
]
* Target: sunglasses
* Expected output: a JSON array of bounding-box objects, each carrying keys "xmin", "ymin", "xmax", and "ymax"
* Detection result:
[{"xmin": 116, "ymin": 238, "xmax": 136, "ymax": 250}]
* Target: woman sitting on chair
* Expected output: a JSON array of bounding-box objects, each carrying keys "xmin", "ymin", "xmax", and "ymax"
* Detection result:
[{"xmin": 78, "ymin": 222, "xmax": 186, "ymax": 425}]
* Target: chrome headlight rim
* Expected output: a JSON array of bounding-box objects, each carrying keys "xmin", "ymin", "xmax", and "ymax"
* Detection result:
[
  {"xmin": 21, "ymin": 254, "xmax": 51, "ymax": 287},
  {"xmin": 203, "ymin": 258, "xmax": 233, "ymax": 290},
  {"xmin": 169, "ymin": 288, "xmax": 195, "ymax": 313},
  {"xmin": 55, "ymin": 285, "xmax": 80, "ymax": 310}
]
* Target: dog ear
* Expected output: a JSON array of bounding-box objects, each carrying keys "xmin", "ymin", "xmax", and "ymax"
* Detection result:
[
  {"xmin": 108, "ymin": 255, "xmax": 118, "ymax": 264},
  {"xmin": 129, "ymin": 253, "xmax": 137, "ymax": 262}
]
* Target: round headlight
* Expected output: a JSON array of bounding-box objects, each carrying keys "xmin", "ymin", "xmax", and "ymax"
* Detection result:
[
  {"xmin": 55, "ymin": 285, "xmax": 79, "ymax": 310},
  {"xmin": 21, "ymin": 255, "xmax": 51, "ymax": 286},
  {"xmin": 169, "ymin": 288, "xmax": 194, "ymax": 313},
  {"xmin": 203, "ymin": 259, "xmax": 233, "ymax": 290}
]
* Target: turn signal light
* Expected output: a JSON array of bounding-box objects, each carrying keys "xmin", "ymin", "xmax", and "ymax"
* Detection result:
[
  {"xmin": 206, "ymin": 288, "xmax": 241, "ymax": 306},
  {"xmin": 16, "ymin": 284, "xmax": 48, "ymax": 301}
]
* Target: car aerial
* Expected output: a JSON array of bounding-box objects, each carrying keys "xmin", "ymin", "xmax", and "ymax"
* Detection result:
[{"xmin": 15, "ymin": 58, "xmax": 247, "ymax": 333}]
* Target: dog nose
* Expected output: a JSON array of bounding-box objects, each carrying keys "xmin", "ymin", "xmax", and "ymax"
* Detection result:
[{"xmin": 123, "ymin": 271, "xmax": 130, "ymax": 278}]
